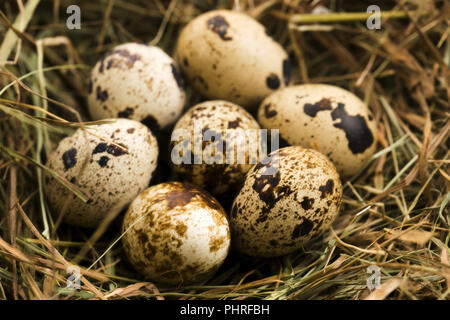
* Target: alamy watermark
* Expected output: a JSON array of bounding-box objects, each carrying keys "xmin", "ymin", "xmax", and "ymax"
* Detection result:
[
  {"xmin": 366, "ymin": 265, "xmax": 381, "ymax": 290},
  {"xmin": 66, "ymin": 5, "xmax": 81, "ymax": 30},
  {"xmin": 367, "ymin": 5, "xmax": 381, "ymax": 30},
  {"xmin": 64, "ymin": 4, "xmax": 382, "ymax": 31},
  {"xmin": 66, "ymin": 265, "xmax": 81, "ymax": 290}
]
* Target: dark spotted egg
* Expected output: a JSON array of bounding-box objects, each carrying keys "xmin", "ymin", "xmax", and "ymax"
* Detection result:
[
  {"xmin": 88, "ymin": 43, "xmax": 185, "ymax": 132},
  {"xmin": 122, "ymin": 182, "xmax": 230, "ymax": 285},
  {"xmin": 230, "ymin": 146, "xmax": 342, "ymax": 258},
  {"xmin": 170, "ymin": 100, "xmax": 261, "ymax": 198},
  {"xmin": 176, "ymin": 10, "xmax": 291, "ymax": 109},
  {"xmin": 257, "ymin": 84, "xmax": 377, "ymax": 177},
  {"xmin": 44, "ymin": 119, "xmax": 158, "ymax": 228}
]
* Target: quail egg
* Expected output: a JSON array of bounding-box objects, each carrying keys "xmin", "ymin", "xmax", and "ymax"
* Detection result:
[
  {"xmin": 257, "ymin": 84, "xmax": 377, "ymax": 177},
  {"xmin": 88, "ymin": 42, "xmax": 185, "ymax": 131},
  {"xmin": 122, "ymin": 182, "xmax": 230, "ymax": 285},
  {"xmin": 176, "ymin": 10, "xmax": 291, "ymax": 108},
  {"xmin": 45, "ymin": 119, "xmax": 158, "ymax": 228},
  {"xmin": 230, "ymin": 146, "xmax": 342, "ymax": 258},
  {"xmin": 170, "ymin": 100, "xmax": 261, "ymax": 197}
]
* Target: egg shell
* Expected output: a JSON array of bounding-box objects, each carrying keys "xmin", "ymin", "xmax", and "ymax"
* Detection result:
[
  {"xmin": 176, "ymin": 10, "xmax": 291, "ymax": 108},
  {"xmin": 88, "ymin": 43, "xmax": 185, "ymax": 131},
  {"xmin": 45, "ymin": 119, "xmax": 158, "ymax": 228},
  {"xmin": 170, "ymin": 100, "xmax": 261, "ymax": 197},
  {"xmin": 257, "ymin": 84, "xmax": 377, "ymax": 177},
  {"xmin": 122, "ymin": 182, "xmax": 230, "ymax": 285},
  {"xmin": 230, "ymin": 146, "xmax": 342, "ymax": 258}
]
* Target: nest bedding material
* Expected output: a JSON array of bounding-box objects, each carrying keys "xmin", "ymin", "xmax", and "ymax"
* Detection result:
[{"xmin": 0, "ymin": 0, "xmax": 449, "ymax": 300}]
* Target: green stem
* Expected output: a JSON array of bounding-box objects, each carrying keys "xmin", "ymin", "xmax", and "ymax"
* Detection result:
[{"xmin": 290, "ymin": 10, "xmax": 427, "ymax": 24}]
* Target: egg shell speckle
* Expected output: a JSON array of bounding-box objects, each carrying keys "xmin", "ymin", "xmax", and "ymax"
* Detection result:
[
  {"xmin": 176, "ymin": 10, "xmax": 290, "ymax": 108},
  {"xmin": 122, "ymin": 182, "xmax": 230, "ymax": 285},
  {"xmin": 230, "ymin": 146, "xmax": 342, "ymax": 258},
  {"xmin": 45, "ymin": 119, "xmax": 158, "ymax": 228},
  {"xmin": 88, "ymin": 43, "xmax": 185, "ymax": 131},
  {"xmin": 170, "ymin": 100, "xmax": 261, "ymax": 197},
  {"xmin": 257, "ymin": 84, "xmax": 377, "ymax": 177}
]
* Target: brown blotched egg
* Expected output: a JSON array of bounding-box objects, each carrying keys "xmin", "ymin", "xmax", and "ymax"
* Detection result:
[
  {"xmin": 258, "ymin": 84, "xmax": 377, "ymax": 177},
  {"xmin": 176, "ymin": 10, "xmax": 291, "ymax": 109},
  {"xmin": 122, "ymin": 182, "xmax": 230, "ymax": 285},
  {"xmin": 45, "ymin": 119, "xmax": 158, "ymax": 228},
  {"xmin": 88, "ymin": 42, "xmax": 185, "ymax": 131},
  {"xmin": 230, "ymin": 146, "xmax": 342, "ymax": 258},
  {"xmin": 170, "ymin": 100, "xmax": 261, "ymax": 197}
]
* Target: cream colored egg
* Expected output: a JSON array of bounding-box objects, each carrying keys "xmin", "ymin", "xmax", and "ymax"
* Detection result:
[
  {"xmin": 45, "ymin": 119, "xmax": 158, "ymax": 228},
  {"xmin": 258, "ymin": 84, "xmax": 377, "ymax": 177},
  {"xmin": 230, "ymin": 146, "xmax": 342, "ymax": 258},
  {"xmin": 88, "ymin": 42, "xmax": 185, "ymax": 131},
  {"xmin": 122, "ymin": 182, "xmax": 230, "ymax": 285},
  {"xmin": 170, "ymin": 100, "xmax": 261, "ymax": 197},
  {"xmin": 176, "ymin": 10, "xmax": 291, "ymax": 109}
]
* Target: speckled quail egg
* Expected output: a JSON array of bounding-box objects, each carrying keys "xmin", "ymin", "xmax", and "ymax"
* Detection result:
[
  {"xmin": 257, "ymin": 84, "xmax": 377, "ymax": 177},
  {"xmin": 122, "ymin": 182, "xmax": 230, "ymax": 285},
  {"xmin": 176, "ymin": 10, "xmax": 291, "ymax": 109},
  {"xmin": 230, "ymin": 146, "xmax": 342, "ymax": 258},
  {"xmin": 88, "ymin": 42, "xmax": 185, "ymax": 131},
  {"xmin": 170, "ymin": 100, "xmax": 261, "ymax": 197},
  {"xmin": 45, "ymin": 119, "xmax": 158, "ymax": 228}
]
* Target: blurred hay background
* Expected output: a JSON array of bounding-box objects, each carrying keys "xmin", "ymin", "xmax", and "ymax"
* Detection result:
[{"xmin": 0, "ymin": 0, "xmax": 449, "ymax": 300}]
